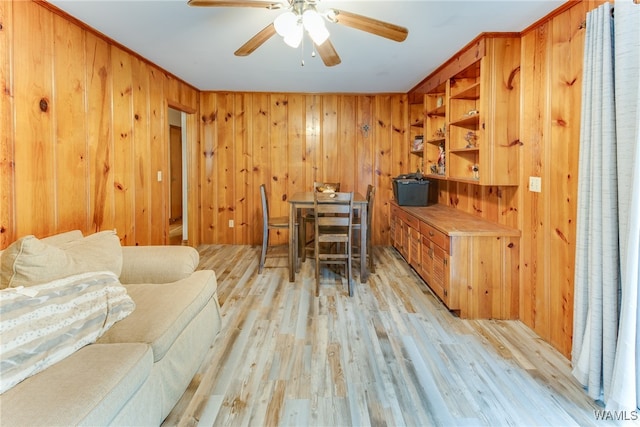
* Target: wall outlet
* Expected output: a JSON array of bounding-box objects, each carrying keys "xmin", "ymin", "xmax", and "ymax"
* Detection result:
[
  {"xmin": 529, "ymin": 176, "xmax": 542, "ymax": 193},
  {"xmin": 157, "ymin": 171, "xmax": 162, "ymax": 182},
  {"xmin": 228, "ymin": 220, "xmax": 234, "ymax": 228}
]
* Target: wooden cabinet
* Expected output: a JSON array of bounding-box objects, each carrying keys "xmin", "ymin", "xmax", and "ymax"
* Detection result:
[
  {"xmin": 420, "ymin": 232, "xmax": 451, "ymax": 307},
  {"xmin": 391, "ymin": 201, "xmax": 520, "ymax": 319},
  {"xmin": 391, "ymin": 204, "xmax": 420, "ymax": 266},
  {"xmin": 419, "ymin": 221, "xmax": 451, "ymax": 306},
  {"xmin": 411, "ymin": 34, "xmax": 521, "ymax": 186}
]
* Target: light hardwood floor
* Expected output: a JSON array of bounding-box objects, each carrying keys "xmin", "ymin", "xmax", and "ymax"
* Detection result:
[{"xmin": 164, "ymin": 245, "xmax": 611, "ymax": 427}]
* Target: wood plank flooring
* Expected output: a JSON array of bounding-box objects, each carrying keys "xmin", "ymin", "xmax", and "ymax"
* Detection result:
[{"xmin": 163, "ymin": 245, "xmax": 610, "ymax": 427}]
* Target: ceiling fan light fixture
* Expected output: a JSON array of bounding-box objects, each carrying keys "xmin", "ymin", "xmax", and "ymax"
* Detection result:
[
  {"xmin": 302, "ymin": 9, "xmax": 329, "ymax": 45},
  {"xmin": 274, "ymin": 11, "xmax": 298, "ymax": 37},
  {"xmin": 283, "ymin": 23, "xmax": 303, "ymax": 48}
]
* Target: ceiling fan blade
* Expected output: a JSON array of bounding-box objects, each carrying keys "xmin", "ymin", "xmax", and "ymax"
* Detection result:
[
  {"xmin": 331, "ymin": 9, "xmax": 408, "ymax": 42},
  {"xmin": 188, "ymin": 0, "xmax": 283, "ymax": 8},
  {"xmin": 234, "ymin": 23, "xmax": 277, "ymax": 56},
  {"xmin": 315, "ymin": 39, "xmax": 341, "ymax": 67}
]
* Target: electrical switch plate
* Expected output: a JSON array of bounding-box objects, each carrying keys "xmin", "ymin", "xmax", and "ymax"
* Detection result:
[
  {"xmin": 157, "ymin": 171, "xmax": 162, "ymax": 182},
  {"xmin": 529, "ymin": 176, "xmax": 542, "ymax": 193},
  {"xmin": 229, "ymin": 220, "xmax": 234, "ymax": 228}
]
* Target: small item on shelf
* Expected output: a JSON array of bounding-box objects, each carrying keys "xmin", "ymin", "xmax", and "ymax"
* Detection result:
[
  {"xmin": 430, "ymin": 164, "xmax": 438, "ymax": 174},
  {"xmin": 464, "ymin": 131, "xmax": 478, "ymax": 148},
  {"xmin": 472, "ymin": 164, "xmax": 479, "ymax": 180},
  {"xmin": 433, "ymin": 126, "xmax": 446, "ymax": 139},
  {"xmin": 437, "ymin": 143, "xmax": 446, "ymax": 175},
  {"xmin": 436, "ymin": 96, "xmax": 444, "ymax": 107},
  {"xmin": 412, "ymin": 135, "xmax": 424, "ymax": 152},
  {"xmin": 463, "ymin": 109, "xmax": 479, "ymax": 117}
]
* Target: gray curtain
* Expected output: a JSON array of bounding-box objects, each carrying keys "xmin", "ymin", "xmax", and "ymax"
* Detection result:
[
  {"xmin": 608, "ymin": 0, "xmax": 640, "ymax": 411},
  {"xmin": 572, "ymin": 0, "xmax": 640, "ymax": 411}
]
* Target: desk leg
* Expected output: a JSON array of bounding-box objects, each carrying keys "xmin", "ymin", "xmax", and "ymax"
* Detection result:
[
  {"xmin": 360, "ymin": 205, "xmax": 368, "ymax": 283},
  {"xmin": 289, "ymin": 203, "xmax": 296, "ymax": 282}
]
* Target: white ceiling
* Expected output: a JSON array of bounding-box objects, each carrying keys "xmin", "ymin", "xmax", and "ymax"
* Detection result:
[{"xmin": 47, "ymin": 0, "xmax": 565, "ymax": 93}]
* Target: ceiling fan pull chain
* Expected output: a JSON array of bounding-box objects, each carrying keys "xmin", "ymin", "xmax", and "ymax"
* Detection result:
[{"xmin": 300, "ymin": 34, "xmax": 305, "ymax": 66}]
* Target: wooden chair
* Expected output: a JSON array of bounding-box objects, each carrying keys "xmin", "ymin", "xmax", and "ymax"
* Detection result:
[
  {"xmin": 259, "ymin": 184, "xmax": 295, "ymax": 274},
  {"xmin": 352, "ymin": 185, "xmax": 375, "ymax": 273},
  {"xmin": 301, "ymin": 182, "xmax": 340, "ymax": 262},
  {"xmin": 313, "ymin": 191, "xmax": 354, "ymax": 297}
]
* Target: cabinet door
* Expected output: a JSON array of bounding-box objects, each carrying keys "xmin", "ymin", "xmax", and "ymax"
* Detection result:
[
  {"xmin": 409, "ymin": 227, "xmax": 421, "ymax": 270},
  {"xmin": 400, "ymin": 221, "xmax": 409, "ymax": 260},
  {"xmin": 420, "ymin": 236, "xmax": 433, "ymax": 285},
  {"xmin": 432, "ymin": 244, "xmax": 451, "ymax": 307},
  {"xmin": 390, "ymin": 216, "xmax": 398, "ymax": 248}
]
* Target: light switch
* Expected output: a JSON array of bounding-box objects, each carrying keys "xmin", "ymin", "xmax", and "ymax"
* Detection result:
[
  {"xmin": 529, "ymin": 176, "xmax": 541, "ymax": 193},
  {"xmin": 229, "ymin": 220, "xmax": 234, "ymax": 228},
  {"xmin": 157, "ymin": 171, "xmax": 162, "ymax": 182}
]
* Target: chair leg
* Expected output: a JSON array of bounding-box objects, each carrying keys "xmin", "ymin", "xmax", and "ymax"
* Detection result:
[
  {"xmin": 315, "ymin": 240, "xmax": 320, "ymax": 297},
  {"xmin": 347, "ymin": 243, "xmax": 353, "ymax": 297},
  {"xmin": 294, "ymin": 223, "xmax": 300, "ymax": 273},
  {"xmin": 259, "ymin": 228, "xmax": 268, "ymax": 274},
  {"xmin": 299, "ymin": 219, "xmax": 305, "ymax": 263}
]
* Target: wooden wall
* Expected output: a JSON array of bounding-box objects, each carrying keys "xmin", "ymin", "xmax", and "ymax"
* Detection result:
[
  {"xmin": 0, "ymin": 0, "xmax": 200, "ymax": 248},
  {"xmin": 433, "ymin": 0, "xmax": 606, "ymax": 357},
  {"xmin": 198, "ymin": 92, "xmax": 411, "ymax": 247},
  {"xmin": 1, "ymin": 0, "xmax": 610, "ymax": 358},
  {"xmin": 519, "ymin": 0, "xmax": 606, "ymax": 357}
]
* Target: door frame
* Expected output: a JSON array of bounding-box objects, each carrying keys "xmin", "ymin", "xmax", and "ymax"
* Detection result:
[{"xmin": 167, "ymin": 102, "xmax": 199, "ymax": 246}]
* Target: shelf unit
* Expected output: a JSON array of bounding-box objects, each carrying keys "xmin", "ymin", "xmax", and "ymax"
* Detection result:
[
  {"xmin": 448, "ymin": 62, "xmax": 481, "ymax": 182},
  {"xmin": 424, "ymin": 82, "xmax": 447, "ymax": 179},
  {"xmin": 408, "ymin": 35, "xmax": 521, "ymax": 186},
  {"xmin": 409, "ymin": 102, "xmax": 426, "ymax": 172}
]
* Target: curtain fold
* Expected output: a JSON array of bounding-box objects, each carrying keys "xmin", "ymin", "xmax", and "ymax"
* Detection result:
[
  {"xmin": 572, "ymin": 1, "xmax": 619, "ymax": 403},
  {"xmin": 572, "ymin": 0, "xmax": 640, "ymax": 411},
  {"xmin": 608, "ymin": 0, "xmax": 640, "ymax": 411}
]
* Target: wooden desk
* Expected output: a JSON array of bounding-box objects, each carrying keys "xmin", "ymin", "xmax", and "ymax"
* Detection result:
[{"xmin": 288, "ymin": 192, "xmax": 368, "ymax": 284}]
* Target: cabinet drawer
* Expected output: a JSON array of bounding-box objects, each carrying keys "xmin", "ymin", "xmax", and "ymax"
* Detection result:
[
  {"xmin": 402, "ymin": 212, "xmax": 420, "ymax": 230},
  {"xmin": 390, "ymin": 204, "xmax": 402, "ymax": 219},
  {"xmin": 420, "ymin": 222, "xmax": 449, "ymax": 251}
]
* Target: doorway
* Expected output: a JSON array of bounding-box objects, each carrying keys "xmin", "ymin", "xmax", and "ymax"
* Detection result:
[{"xmin": 168, "ymin": 107, "xmax": 187, "ymax": 245}]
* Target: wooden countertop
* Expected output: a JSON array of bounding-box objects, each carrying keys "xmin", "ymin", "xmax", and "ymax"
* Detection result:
[{"xmin": 391, "ymin": 201, "xmax": 521, "ymax": 237}]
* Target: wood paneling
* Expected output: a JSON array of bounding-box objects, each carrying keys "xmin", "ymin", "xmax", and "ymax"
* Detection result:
[
  {"xmin": 2, "ymin": 0, "xmax": 611, "ymax": 360},
  {"xmin": 198, "ymin": 92, "xmax": 410, "ymax": 247},
  {"xmin": 0, "ymin": 0, "xmax": 15, "ymax": 248},
  {"xmin": 518, "ymin": 0, "xmax": 601, "ymax": 358},
  {"xmin": 53, "ymin": 13, "xmax": 88, "ymax": 232},
  {"xmin": 434, "ymin": 1, "xmax": 606, "ymax": 357},
  {"xmin": 1, "ymin": 0, "xmax": 199, "ymax": 248},
  {"xmin": 415, "ymin": 1, "xmax": 606, "ymax": 356},
  {"xmin": 13, "ymin": 0, "xmax": 56, "ymax": 239}
]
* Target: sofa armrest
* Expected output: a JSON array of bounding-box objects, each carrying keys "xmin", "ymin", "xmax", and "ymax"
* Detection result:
[{"xmin": 119, "ymin": 246, "xmax": 200, "ymax": 284}]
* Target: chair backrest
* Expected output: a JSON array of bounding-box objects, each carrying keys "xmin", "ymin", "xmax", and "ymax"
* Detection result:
[
  {"xmin": 366, "ymin": 185, "xmax": 375, "ymax": 228},
  {"xmin": 260, "ymin": 184, "xmax": 269, "ymax": 225},
  {"xmin": 314, "ymin": 192, "xmax": 353, "ymax": 229},
  {"xmin": 314, "ymin": 181, "xmax": 341, "ymax": 193}
]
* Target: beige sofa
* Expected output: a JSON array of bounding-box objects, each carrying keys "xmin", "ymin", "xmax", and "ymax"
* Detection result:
[{"xmin": 0, "ymin": 230, "xmax": 222, "ymax": 426}]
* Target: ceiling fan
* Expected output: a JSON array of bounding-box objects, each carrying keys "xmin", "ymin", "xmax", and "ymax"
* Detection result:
[{"xmin": 187, "ymin": 0, "xmax": 409, "ymax": 67}]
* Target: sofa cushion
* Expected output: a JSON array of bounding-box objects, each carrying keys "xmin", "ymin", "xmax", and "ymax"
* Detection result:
[
  {"xmin": 0, "ymin": 343, "xmax": 153, "ymax": 426},
  {"xmin": 0, "ymin": 230, "xmax": 122, "ymax": 289},
  {"xmin": 40, "ymin": 229, "xmax": 84, "ymax": 247},
  {"xmin": 97, "ymin": 270, "xmax": 217, "ymax": 362},
  {"xmin": 0, "ymin": 271, "xmax": 135, "ymax": 394},
  {"xmin": 119, "ymin": 245, "xmax": 200, "ymax": 284}
]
